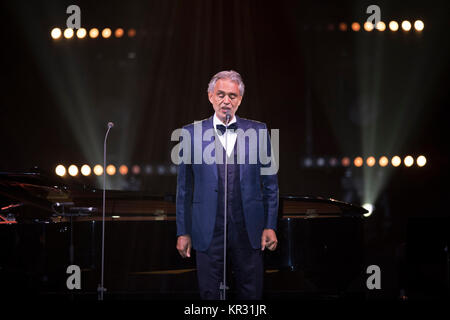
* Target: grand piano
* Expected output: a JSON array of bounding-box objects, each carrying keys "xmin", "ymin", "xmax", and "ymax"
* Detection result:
[{"xmin": 0, "ymin": 170, "xmax": 367, "ymax": 300}]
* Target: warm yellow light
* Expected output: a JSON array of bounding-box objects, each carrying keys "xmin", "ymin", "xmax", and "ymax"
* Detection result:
[
  {"xmin": 89, "ymin": 28, "xmax": 99, "ymax": 38},
  {"xmin": 341, "ymin": 157, "xmax": 350, "ymax": 167},
  {"xmin": 119, "ymin": 165, "xmax": 128, "ymax": 175},
  {"xmin": 354, "ymin": 157, "xmax": 363, "ymax": 167},
  {"xmin": 102, "ymin": 28, "xmax": 112, "ymax": 38},
  {"xmin": 55, "ymin": 165, "xmax": 66, "ymax": 177},
  {"xmin": 93, "ymin": 165, "xmax": 103, "ymax": 176},
  {"xmin": 379, "ymin": 156, "xmax": 389, "ymax": 167},
  {"xmin": 392, "ymin": 156, "xmax": 402, "ymax": 167},
  {"xmin": 366, "ymin": 156, "xmax": 376, "ymax": 167},
  {"xmin": 364, "ymin": 22, "xmax": 374, "ymax": 32},
  {"xmin": 414, "ymin": 20, "xmax": 424, "ymax": 32},
  {"xmin": 417, "ymin": 155, "xmax": 427, "ymax": 167},
  {"xmin": 376, "ymin": 21, "xmax": 386, "ymax": 31},
  {"xmin": 402, "ymin": 20, "xmax": 412, "ymax": 31},
  {"xmin": 389, "ymin": 21, "xmax": 399, "ymax": 32},
  {"xmin": 351, "ymin": 22, "xmax": 361, "ymax": 32},
  {"xmin": 68, "ymin": 165, "xmax": 79, "ymax": 176},
  {"xmin": 81, "ymin": 164, "xmax": 91, "ymax": 176},
  {"xmin": 64, "ymin": 28, "xmax": 74, "ymax": 39},
  {"xmin": 127, "ymin": 28, "xmax": 136, "ymax": 37},
  {"xmin": 339, "ymin": 22, "xmax": 348, "ymax": 32},
  {"xmin": 404, "ymin": 156, "xmax": 414, "ymax": 167},
  {"xmin": 115, "ymin": 28, "xmax": 124, "ymax": 38},
  {"xmin": 76, "ymin": 28, "xmax": 87, "ymax": 39},
  {"xmin": 51, "ymin": 28, "xmax": 62, "ymax": 39},
  {"xmin": 106, "ymin": 165, "xmax": 116, "ymax": 175}
]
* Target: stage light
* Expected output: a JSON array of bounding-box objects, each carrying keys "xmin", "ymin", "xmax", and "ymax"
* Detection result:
[
  {"xmin": 51, "ymin": 28, "xmax": 62, "ymax": 40},
  {"xmin": 157, "ymin": 165, "xmax": 166, "ymax": 175},
  {"xmin": 364, "ymin": 22, "xmax": 374, "ymax": 32},
  {"xmin": 341, "ymin": 157, "xmax": 350, "ymax": 167},
  {"xmin": 106, "ymin": 165, "xmax": 116, "ymax": 175},
  {"xmin": 391, "ymin": 156, "xmax": 401, "ymax": 167},
  {"xmin": 404, "ymin": 155, "xmax": 414, "ymax": 167},
  {"xmin": 127, "ymin": 28, "xmax": 136, "ymax": 37},
  {"xmin": 329, "ymin": 157, "xmax": 338, "ymax": 167},
  {"xmin": 362, "ymin": 203, "xmax": 374, "ymax": 217},
  {"xmin": 417, "ymin": 155, "xmax": 427, "ymax": 167},
  {"xmin": 89, "ymin": 28, "xmax": 99, "ymax": 38},
  {"xmin": 132, "ymin": 165, "xmax": 141, "ymax": 175},
  {"xmin": 317, "ymin": 157, "xmax": 325, "ymax": 167},
  {"xmin": 414, "ymin": 20, "xmax": 424, "ymax": 32},
  {"xmin": 64, "ymin": 28, "xmax": 74, "ymax": 39},
  {"xmin": 55, "ymin": 165, "xmax": 66, "ymax": 177},
  {"xmin": 115, "ymin": 28, "xmax": 124, "ymax": 38},
  {"xmin": 144, "ymin": 165, "xmax": 153, "ymax": 174},
  {"xmin": 93, "ymin": 165, "xmax": 103, "ymax": 176},
  {"xmin": 401, "ymin": 20, "xmax": 412, "ymax": 31},
  {"xmin": 303, "ymin": 157, "xmax": 313, "ymax": 167},
  {"xmin": 376, "ymin": 21, "xmax": 386, "ymax": 31},
  {"xmin": 351, "ymin": 22, "xmax": 360, "ymax": 32},
  {"xmin": 366, "ymin": 156, "xmax": 376, "ymax": 167},
  {"xmin": 389, "ymin": 21, "xmax": 399, "ymax": 31},
  {"xmin": 170, "ymin": 165, "xmax": 177, "ymax": 175},
  {"xmin": 354, "ymin": 156, "xmax": 363, "ymax": 167},
  {"xmin": 339, "ymin": 22, "xmax": 348, "ymax": 31},
  {"xmin": 379, "ymin": 156, "xmax": 389, "ymax": 167},
  {"xmin": 102, "ymin": 28, "xmax": 112, "ymax": 38},
  {"xmin": 81, "ymin": 164, "xmax": 91, "ymax": 176},
  {"xmin": 68, "ymin": 165, "xmax": 78, "ymax": 176},
  {"xmin": 112, "ymin": 216, "xmax": 120, "ymax": 219},
  {"xmin": 76, "ymin": 28, "xmax": 87, "ymax": 39},
  {"xmin": 119, "ymin": 165, "xmax": 128, "ymax": 175}
]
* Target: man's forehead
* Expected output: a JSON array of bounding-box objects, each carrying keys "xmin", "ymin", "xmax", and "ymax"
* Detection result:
[{"xmin": 214, "ymin": 79, "xmax": 240, "ymax": 93}]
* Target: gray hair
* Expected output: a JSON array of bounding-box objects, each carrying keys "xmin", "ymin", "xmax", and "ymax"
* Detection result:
[{"xmin": 207, "ymin": 70, "xmax": 245, "ymax": 96}]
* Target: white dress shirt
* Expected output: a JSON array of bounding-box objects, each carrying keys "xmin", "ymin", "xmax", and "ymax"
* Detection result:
[{"xmin": 213, "ymin": 113, "xmax": 237, "ymax": 158}]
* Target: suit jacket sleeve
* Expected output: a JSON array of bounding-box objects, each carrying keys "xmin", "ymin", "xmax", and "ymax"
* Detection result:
[
  {"xmin": 260, "ymin": 123, "xmax": 279, "ymax": 230},
  {"xmin": 176, "ymin": 135, "xmax": 193, "ymax": 237}
]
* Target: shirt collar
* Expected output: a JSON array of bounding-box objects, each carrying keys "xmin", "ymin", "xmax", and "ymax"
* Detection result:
[{"xmin": 213, "ymin": 112, "xmax": 237, "ymax": 127}]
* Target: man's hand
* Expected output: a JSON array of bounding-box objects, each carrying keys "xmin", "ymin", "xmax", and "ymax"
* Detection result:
[
  {"xmin": 261, "ymin": 229, "xmax": 278, "ymax": 251},
  {"xmin": 176, "ymin": 235, "xmax": 192, "ymax": 258}
]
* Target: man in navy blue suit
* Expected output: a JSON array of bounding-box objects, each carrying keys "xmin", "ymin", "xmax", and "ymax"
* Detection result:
[{"xmin": 175, "ymin": 70, "xmax": 278, "ymax": 300}]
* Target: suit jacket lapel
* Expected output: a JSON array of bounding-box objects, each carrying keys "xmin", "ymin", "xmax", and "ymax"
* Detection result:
[
  {"xmin": 202, "ymin": 116, "xmax": 218, "ymax": 182},
  {"xmin": 234, "ymin": 115, "xmax": 247, "ymax": 183}
]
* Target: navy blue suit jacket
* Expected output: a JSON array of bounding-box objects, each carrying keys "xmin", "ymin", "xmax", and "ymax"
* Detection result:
[{"xmin": 176, "ymin": 115, "xmax": 278, "ymax": 251}]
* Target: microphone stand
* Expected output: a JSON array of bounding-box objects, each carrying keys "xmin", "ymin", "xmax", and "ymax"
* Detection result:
[
  {"xmin": 98, "ymin": 122, "xmax": 113, "ymax": 301},
  {"xmin": 220, "ymin": 114, "xmax": 231, "ymax": 300}
]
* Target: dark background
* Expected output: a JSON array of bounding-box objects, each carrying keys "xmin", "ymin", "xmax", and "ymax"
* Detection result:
[{"xmin": 1, "ymin": 0, "xmax": 449, "ymax": 299}]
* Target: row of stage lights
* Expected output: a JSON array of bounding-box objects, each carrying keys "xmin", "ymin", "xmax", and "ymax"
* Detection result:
[
  {"xmin": 49, "ymin": 20, "xmax": 424, "ymax": 40},
  {"xmin": 333, "ymin": 20, "xmax": 424, "ymax": 32},
  {"xmin": 303, "ymin": 155, "xmax": 427, "ymax": 168},
  {"xmin": 54, "ymin": 155, "xmax": 427, "ymax": 177},
  {"xmin": 50, "ymin": 27, "xmax": 136, "ymax": 40},
  {"xmin": 55, "ymin": 164, "xmax": 177, "ymax": 177}
]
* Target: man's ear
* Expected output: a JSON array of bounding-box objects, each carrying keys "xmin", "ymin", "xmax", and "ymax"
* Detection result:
[
  {"xmin": 208, "ymin": 92, "xmax": 214, "ymax": 104},
  {"xmin": 236, "ymin": 96, "xmax": 243, "ymax": 108}
]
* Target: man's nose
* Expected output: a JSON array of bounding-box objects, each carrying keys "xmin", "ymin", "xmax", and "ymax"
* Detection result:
[{"xmin": 223, "ymin": 95, "xmax": 231, "ymax": 104}]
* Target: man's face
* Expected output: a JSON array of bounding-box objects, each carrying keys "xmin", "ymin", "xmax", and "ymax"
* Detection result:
[{"xmin": 208, "ymin": 78, "xmax": 242, "ymax": 123}]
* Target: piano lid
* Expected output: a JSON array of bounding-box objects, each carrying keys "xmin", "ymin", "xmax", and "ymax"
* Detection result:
[
  {"xmin": 280, "ymin": 195, "xmax": 368, "ymax": 217},
  {"xmin": 0, "ymin": 169, "xmax": 367, "ymax": 221}
]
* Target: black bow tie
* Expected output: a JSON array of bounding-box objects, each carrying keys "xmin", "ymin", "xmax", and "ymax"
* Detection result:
[{"xmin": 216, "ymin": 123, "xmax": 238, "ymax": 135}]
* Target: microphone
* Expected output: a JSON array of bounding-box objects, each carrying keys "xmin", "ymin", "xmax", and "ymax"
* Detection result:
[
  {"xmin": 108, "ymin": 122, "xmax": 114, "ymax": 128},
  {"xmin": 225, "ymin": 112, "xmax": 231, "ymax": 125}
]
